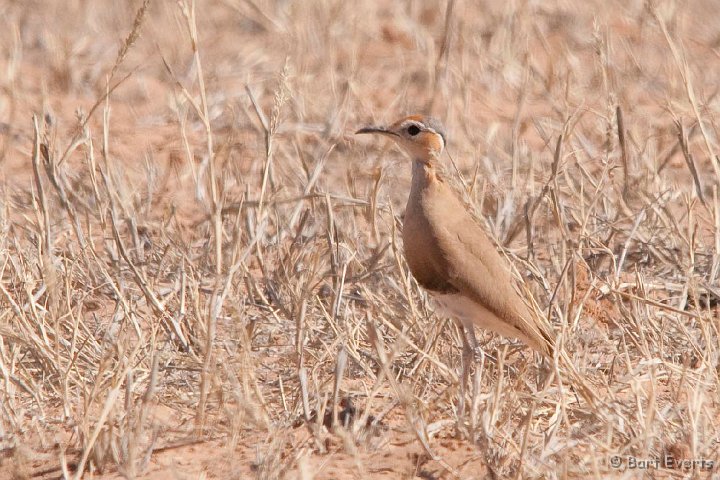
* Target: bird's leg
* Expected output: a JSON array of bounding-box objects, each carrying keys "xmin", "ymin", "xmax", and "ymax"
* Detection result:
[
  {"xmin": 456, "ymin": 320, "xmax": 474, "ymax": 438},
  {"xmin": 461, "ymin": 324, "xmax": 502, "ymax": 367},
  {"xmin": 463, "ymin": 323, "xmax": 481, "ymax": 360}
]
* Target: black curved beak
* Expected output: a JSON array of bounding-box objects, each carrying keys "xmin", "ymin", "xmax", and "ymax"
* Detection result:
[{"xmin": 355, "ymin": 126, "xmax": 398, "ymax": 137}]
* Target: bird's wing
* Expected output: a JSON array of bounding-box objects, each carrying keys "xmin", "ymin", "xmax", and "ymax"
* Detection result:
[
  {"xmin": 426, "ymin": 183, "xmax": 555, "ymax": 355},
  {"xmin": 445, "ymin": 223, "xmax": 555, "ymax": 355}
]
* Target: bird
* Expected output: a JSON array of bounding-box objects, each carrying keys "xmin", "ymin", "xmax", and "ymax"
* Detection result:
[{"xmin": 356, "ymin": 114, "xmax": 556, "ymax": 363}]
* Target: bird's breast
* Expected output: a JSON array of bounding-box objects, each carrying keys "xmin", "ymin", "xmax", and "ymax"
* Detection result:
[{"xmin": 402, "ymin": 188, "xmax": 458, "ymax": 295}]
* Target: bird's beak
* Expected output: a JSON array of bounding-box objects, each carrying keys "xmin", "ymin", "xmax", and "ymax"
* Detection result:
[{"xmin": 355, "ymin": 126, "xmax": 398, "ymax": 137}]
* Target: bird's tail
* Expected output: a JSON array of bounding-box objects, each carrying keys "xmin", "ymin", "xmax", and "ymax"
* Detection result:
[{"xmin": 516, "ymin": 303, "xmax": 556, "ymax": 360}]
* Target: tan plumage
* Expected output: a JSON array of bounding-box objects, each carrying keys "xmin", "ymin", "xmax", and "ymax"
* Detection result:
[
  {"xmin": 403, "ymin": 161, "xmax": 555, "ymax": 357},
  {"xmin": 357, "ymin": 114, "xmax": 554, "ymax": 358}
]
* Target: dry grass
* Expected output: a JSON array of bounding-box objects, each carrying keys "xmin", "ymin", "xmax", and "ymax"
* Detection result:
[{"xmin": 1, "ymin": 0, "xmax": 720, "ymax": 478}]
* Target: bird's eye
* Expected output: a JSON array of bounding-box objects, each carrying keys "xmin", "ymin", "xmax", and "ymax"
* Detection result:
[{"xmin": 407, "ymin": 125, "xmax": 420, "ymax": 136}]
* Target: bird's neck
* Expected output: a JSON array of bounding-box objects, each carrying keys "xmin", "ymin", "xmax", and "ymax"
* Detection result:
[
  {"xmin": 409, "ymin": 159, "xmax": 439, "ymax": 211},
  {"xmin": 411, "ymin": 158, "xmax": 440, "ymax": 187}
]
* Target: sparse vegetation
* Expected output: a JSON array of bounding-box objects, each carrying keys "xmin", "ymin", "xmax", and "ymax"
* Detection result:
[{"xmin": 0, "ymin": 0, "xmax": 719, "ymax": 478}]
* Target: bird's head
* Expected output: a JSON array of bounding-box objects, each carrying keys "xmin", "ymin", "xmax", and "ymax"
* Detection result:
[{"xmin": 356, "ymin": 115, "xmax": 446, "ymax": 163}]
